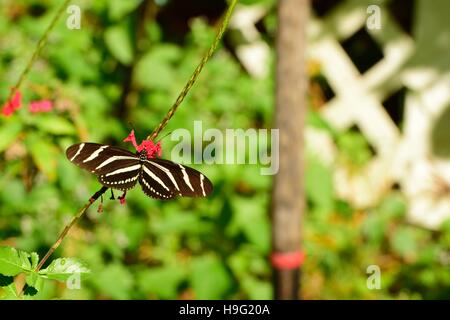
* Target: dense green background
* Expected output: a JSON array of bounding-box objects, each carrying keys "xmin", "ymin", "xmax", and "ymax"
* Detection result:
[{"xmin": 1, "ymin": 0, "xmax": 450, "ymax": 299}]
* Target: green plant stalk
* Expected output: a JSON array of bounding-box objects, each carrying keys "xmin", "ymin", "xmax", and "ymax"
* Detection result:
[
  {"xmin": 4, "ymin": 0, "xmax": 71, "ymax": 104},
  {"xmin": 148, "ymin": 0, "xmax": 238, "ymax": 141}
]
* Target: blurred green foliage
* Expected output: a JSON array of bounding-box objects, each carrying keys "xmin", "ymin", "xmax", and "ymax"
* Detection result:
[{"xmin": 1, "ymin": 0, "xmax": 450, "ymax": 300}]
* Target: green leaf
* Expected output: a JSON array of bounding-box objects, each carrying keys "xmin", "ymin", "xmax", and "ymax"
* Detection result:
[
  {"xmin": 108, "ymin": 0, "xmax": 142, "ymax": 20},
  {"xmin": 104, "ymin": 23, "xmax": 134, "ymax": 65},
  {"xmin": 137, "ymin": 266, "xmax": 186, "ymax": 299},
  {"xmin": 190, "ymin": 255, "xmax": 233, "ymax": 299},
  {"xmin": 134, "ymin": 47, "xmax": 179, "ymax": 89},
  {"xmin": 27, "ymin": 137, "xmax": 58, "ymax": 181},
  {"xmin": 33, "ymin": 115, "xmax": 76, "ymax": 135},
  {"xmin": 242, "ymin": 276, "xmax": 272, "ymax": 299},
  {"xmin": 0, "ymin": 247, "xmax": 32, "ymax": 276},
  {"xmin": 306, "ymin": 154, "xmax": 334, "ymax": 214},
  {"xmin": 391, "ymin": 227, "xmax": 417, "ymax": 258},
  {"xmin": 2, "ymin": 283, "xmax": 19, "ymax": 299},
  {"xmin": 0, "ymin": 121, "xmax": 22, "ymax": 153},
  {"xmin": 91, "ymin": 264, "xmax": 133, "ymax": 300},
  {"xmin": 30, "ymin": 252, "xmax": 39, "ymax": 270},
  {"xmin": 39, "ymin": 258, "xmax": 90, "ymax": 281},
  {"xmin": 25, "ymin": 272, "xmax": 44, "ymax": 294}
]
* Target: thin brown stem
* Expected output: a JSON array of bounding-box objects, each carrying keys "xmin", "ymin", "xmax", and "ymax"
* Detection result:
[
  {"xmin": 18, "ymin": 187, "xmax": 108, "ymax": 297},
  {"xmin": 147, "ymin": 0, "xmax": 238, "ymax": 141},
  {"xmin": 36, "ymin": 186, "xmax": 108, "ymax": 272}
]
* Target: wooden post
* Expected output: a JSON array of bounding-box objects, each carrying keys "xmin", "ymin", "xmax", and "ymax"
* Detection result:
[{"xmin": 272, "ymin": 0, "xmax": 309, "ymax": 300}]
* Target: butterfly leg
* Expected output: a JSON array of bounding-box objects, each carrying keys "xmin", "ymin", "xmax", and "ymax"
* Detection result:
[
  {"xmin": 97, "ymin": 194, "xmax": 104, "ymax": 213},
  {"xmin": 110, "ymin": 189, "xmax": 115, "ymax": 200}
]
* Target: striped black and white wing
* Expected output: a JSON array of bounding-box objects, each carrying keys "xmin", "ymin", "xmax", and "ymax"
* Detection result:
[
  {"xmin": 66, "ymin": 143, "xmax": 140, "ymax": 191},
  {"xmin": 140, "ymin": 158, "xmax": 213, "ymax": 200}
]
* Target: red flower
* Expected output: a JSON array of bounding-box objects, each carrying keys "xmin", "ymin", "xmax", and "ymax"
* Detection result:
[
  {"xmin": 123, "ymin": 130, "xmax": 162, "ymax": 159},
  {"xmin": 29, "ymin": 100, "xmax": 53, "ymax": 113},
  {"xmin": 118, "ymin": 191, "xmax": 127, "ymax": 205},
  {"xmin": 123, "ymin": 130, "xmax": 139, "ymax": 150},
  {"xmin": 138, "ymin": 140, "xmax": 162, "ymax": 158},
  {"xmin": 2, "ymin": 90, "xmax": 22, "ymax": 117}
]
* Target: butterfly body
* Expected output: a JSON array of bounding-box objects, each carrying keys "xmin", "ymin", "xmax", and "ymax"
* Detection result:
[{"xmin": 66, "ymin": 143, "xmax": 213, "ymax": 200}]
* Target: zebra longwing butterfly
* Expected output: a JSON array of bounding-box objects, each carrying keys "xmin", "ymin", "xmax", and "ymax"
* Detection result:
[{"xmin": 66, "ymin": 142, "xmax": 213, "ymax": 200}]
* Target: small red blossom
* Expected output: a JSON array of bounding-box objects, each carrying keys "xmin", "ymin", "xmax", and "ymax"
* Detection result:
[
  {"xmin": 118, "ymin": 191, "xmax": 127, "ymax": 205},
  {"xmin": 2, "ymin": 90, "xmax": 22, "ymax": 117},
  {"xmin": 29, "ymin": 99, "xmax": 53, "ymax": 113},
  {"xmin": 123, "ymin": 130, "xmax": 162, "ymax": 159},
  {"xmin": 138, "ymin": 140, "xmax": 162, "ymax": 158},
  {"xmin": 123, "ymin": 130, "xmax": 139, "ymax": 150}
]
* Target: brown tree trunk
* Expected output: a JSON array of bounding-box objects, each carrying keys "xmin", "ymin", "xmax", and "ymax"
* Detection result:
[{"xmin": 272, "ymin": 0, "xmax": 309, "ymax": 300}]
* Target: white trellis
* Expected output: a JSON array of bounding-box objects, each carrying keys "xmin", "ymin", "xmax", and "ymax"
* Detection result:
[
  {"xmin": 230, "ymin": 1, "xmax": 450, "ymax": 229},
  {"xmin": 307, "ymin": 0, "xmax": 450, "ymax": 229}
]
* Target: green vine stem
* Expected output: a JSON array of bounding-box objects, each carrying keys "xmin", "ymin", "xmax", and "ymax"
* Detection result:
[
  {"xmin": 4, "ymin": 0, "xmax": 71, "ymax": 104},
  {"xmin": 148, "ymin": 0, "xmax": 238, "ymax": 141}
]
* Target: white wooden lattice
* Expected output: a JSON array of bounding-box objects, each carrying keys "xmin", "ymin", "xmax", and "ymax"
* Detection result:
[
  {"xmin": 307, "ymin": 0, "xmax": 450, "ymax": 229},
  {"xmin": 232, "ymin": 0, "xmax": 450, "ymax": 229}
]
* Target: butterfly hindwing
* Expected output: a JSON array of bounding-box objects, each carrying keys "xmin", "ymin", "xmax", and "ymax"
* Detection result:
[
  {"xmin": 97, "ymin": 163, "xmax": 141, "ymax": 191},
  {"xmin": 144, "ymin": 158, "xmax": 213, "ymax": 198},
  {"xmin": 139, "ymin": 162, "xmax": 175, "ymax": 200}
]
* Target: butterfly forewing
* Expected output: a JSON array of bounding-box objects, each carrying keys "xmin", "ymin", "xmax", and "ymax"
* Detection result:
[
  {"xmin": 66, "ymin": 143, "xmax": 138, "ymax": 174},
  {"xmin": 67, "ymin": 143, "xmax": 140, "ymax": 191},
  {"xmin": 66, "ymin": 142, "xmax": 213, "ymax": 199}
]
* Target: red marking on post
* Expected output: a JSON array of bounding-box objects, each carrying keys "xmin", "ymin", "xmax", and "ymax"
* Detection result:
[{"xmin": 271, "ymin": 251, "xmax": 305, "ymax": 269}]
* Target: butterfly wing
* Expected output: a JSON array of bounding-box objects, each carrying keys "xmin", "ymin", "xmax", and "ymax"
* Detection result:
[
  {"xmin": 66, "ymin": 142, "xmax": 141, "ymax": 191},
  {"xmin": 141, "ymin": 158, "xmax": 213, "ymax": 199}
]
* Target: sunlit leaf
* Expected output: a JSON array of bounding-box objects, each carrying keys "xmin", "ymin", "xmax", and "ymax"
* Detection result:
[
  {"xmin": 0, "ymin": 247, "xmax": 32, "ymax": 276},
  {"xmin": 39, "ymin": 258, "xmax": 90, "ymax": 282}
]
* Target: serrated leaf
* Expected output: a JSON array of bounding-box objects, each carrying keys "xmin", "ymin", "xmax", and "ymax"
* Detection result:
[
  {"xmin": 0, "ymin": 121, "xmax": 22, "ymax": 153},
  {"xmin": 30, "ymin": 252, "xmax": 39, "ymax": 270},
  {"xmin": 34, "ymin": 115, "xmax": 76, "ymax": 135},
  {"xmin": 0, "ymin": 247, "xmax": 32, "ymax": 276},
  {"xmin": 39, "ymin": 258, "xmax": 90, "ymax": 281},
  {"xmin": 26, "ymin": 272, "xmax": 44, "ymax": 293}
]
